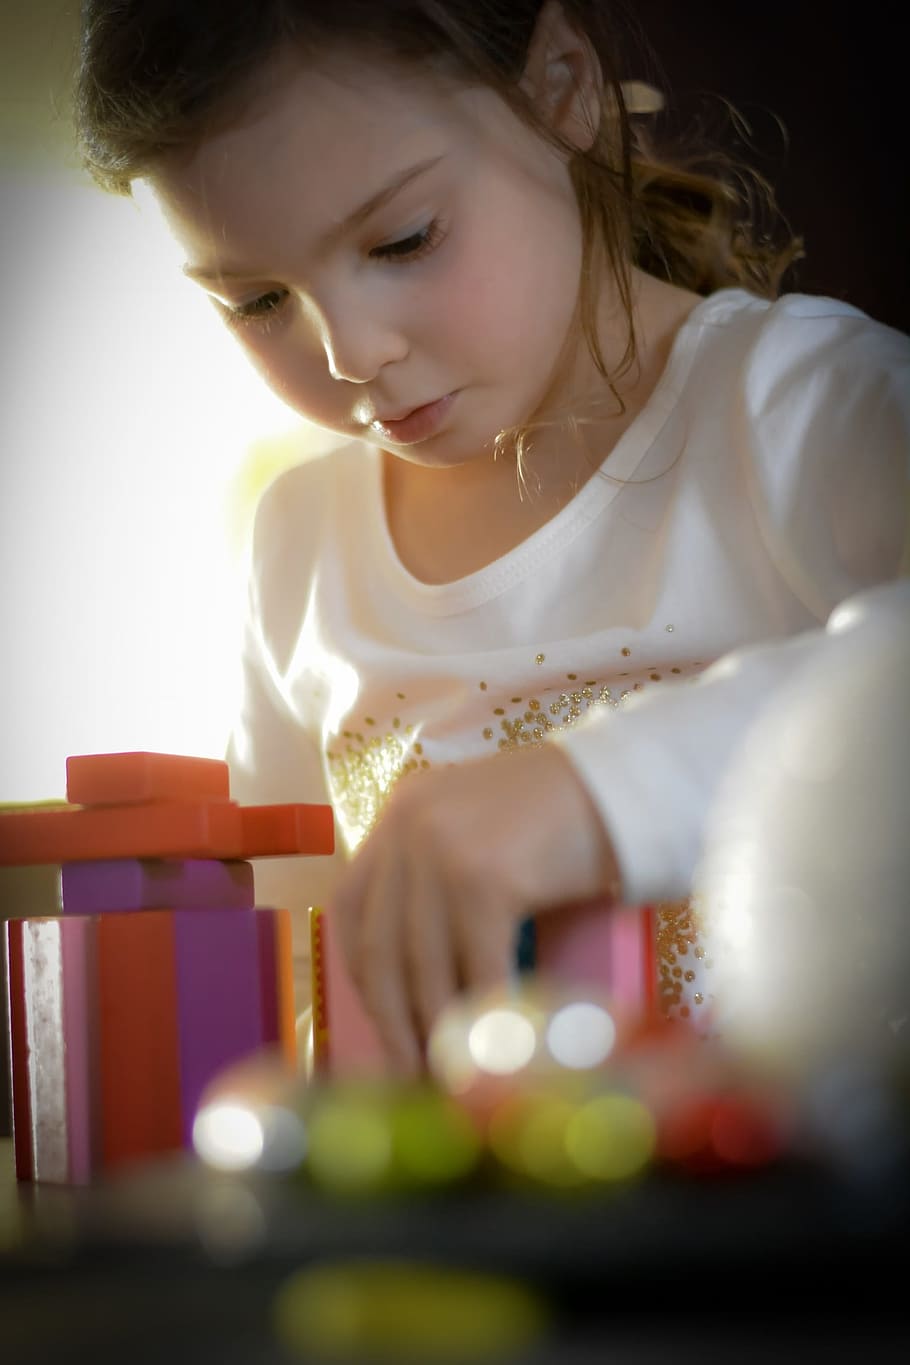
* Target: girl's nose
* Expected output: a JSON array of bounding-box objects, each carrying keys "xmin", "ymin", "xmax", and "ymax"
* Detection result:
[{"xmin": 321, "ymin": 304, "xmax": 408, "ymax": 385}]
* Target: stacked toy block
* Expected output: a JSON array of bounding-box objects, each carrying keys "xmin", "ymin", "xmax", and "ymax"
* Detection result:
[{"xmin": 1, "ymin": 751, "xmax": 334, "ymax": 1185}]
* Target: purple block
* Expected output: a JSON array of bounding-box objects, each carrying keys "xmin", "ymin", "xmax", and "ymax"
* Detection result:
[
  {"xmin": 61, "ymin": 858, "xmax": 255, "ymax": 914},
  {"xmin": 173, "ymin": 909, "xmax": 264, "ymax": 1145}
]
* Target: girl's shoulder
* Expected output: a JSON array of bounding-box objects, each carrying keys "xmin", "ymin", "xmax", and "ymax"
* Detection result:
[
  {"xmin": 252, "ymin": 439, "xmax": 366, "ymax": 540},
  {"xmin": 684, "ymin": 286, "xmax": 909, "ymax": 378}
]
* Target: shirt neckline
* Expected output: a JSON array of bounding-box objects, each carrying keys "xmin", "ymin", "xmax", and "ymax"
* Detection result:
[{"xmin": 362, "ymin": 288, "xmax": 756, "ymax": 616}]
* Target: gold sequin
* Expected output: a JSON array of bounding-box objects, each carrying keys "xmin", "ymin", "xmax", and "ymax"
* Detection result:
[
  {"xmin": 328, "ymin": 731, "xmax": 427, "ymax": 852},
  {"xmin": 479, "ymin": 681, "xmax": 488, "ymax": 691},
  {"xmin": 535, "ymin": 653, "xmax": 545, "ymax": 665},
  {"xmin": 483, "ymin": 728, "xmax": 493, "ymax": 740},
  {"xmin": 621, "ymin": 647, "xmax": 631, "ymax": 657},
  {"xmin": 665, "ymin": 624, "xmax": 675, "ymax": 632},
  {"xmin": 656, "ymin": 900, "xmax": 710, "ymax": 1021}
]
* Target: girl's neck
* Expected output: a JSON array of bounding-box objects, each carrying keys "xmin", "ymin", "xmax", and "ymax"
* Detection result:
[{"xmin": 382, "ymin": 271, "xmax": 701, "ymax": 585}]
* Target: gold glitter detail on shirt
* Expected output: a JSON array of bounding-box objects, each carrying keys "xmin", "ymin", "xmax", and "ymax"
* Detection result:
[
  {"xmin": 327, "ymin": 729, "xmax": 428, "ymax": 852},
  {"xmin": 397, "ymin": 692, "xmax": 406, "ymax": 699},
  {"xmin": 479, "ymin": 681, "xmax": 488, "ymax": 691},
  {"xmin": 535, "ymin": 653, "xmax": 545, "ymax": 665},
  {"xmin": 621, "ymin": 647, "xmax": 631, "ymax": 657},
  {"xmin": 656, "ymin": 899, "xmax": 709, "ymax": 1018},
  {"xmin": 665, "ymin": 624, "xmax": 675, "ymax": 632},
  {"xmin": 490, "ymin": 671, "xmax": 637, "ymax": 753},
  {"xmin": 567, "ymin": 673, "xmax": 577, "ymax": 680},
  {"xmin": 483, "ymin": 728, "xmax": 493, "ymax": 740}
]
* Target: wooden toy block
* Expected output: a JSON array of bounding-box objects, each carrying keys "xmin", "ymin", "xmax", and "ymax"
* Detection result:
[
  {"xmin": 97, "ymin": 911, "xmax": 184, "ymax": 1169},
  {"xmin": 65, "ymin": 751, "xmax": 231, "ymax": 806},
  {"xmin": 534, "ymin": 900, "xmax": 658, "ymax": 1019},
  {"xmin": 5, "ymin": 906, "xmax": 297, "ymax": 1183},
  {"xmin": 6, "ymin": 919, "xmax": 34, "ymax": 1181},
  {"xmin": 61, "ymin": 857, "xmax": 255, "ymax": 914},
  {"xmin": 173, "ymin": 909, "xmax": 266, "ymax": 1147},
  {"xmin": 61, "ymin": 916, "xmax": 101, "ymax": 1184},
  {"xmin": 239, "ymin": 802, "xmax": 336, "ymax": 857},
  {"xmin": 0, "ymin": 799, "xmax": 334, "ymax": 866}
]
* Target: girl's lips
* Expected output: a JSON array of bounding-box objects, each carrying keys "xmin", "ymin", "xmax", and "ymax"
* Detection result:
[{"xmin": 371, "ymin": 392, "xmax": 456, "ymax": 444}]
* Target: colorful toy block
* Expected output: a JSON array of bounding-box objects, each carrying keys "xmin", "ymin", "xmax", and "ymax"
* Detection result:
[
  {"xmin": 66, "ymin": 751, "xmax": 231, "ymax": 806},
  {"xmin": 534, "ymin": 900, "xmax": 658, "ymax": 1018},
  {"xmin": 0, "ymin": 797, "xmax": 334, "ymax": 865},
  {"xmin": 2, "ymin": 750, "xmax": 334, "ymax": 1184},
  {"xmin": 61, "ymin": 857, "xmax": 255, "ymax": 914},
  {"xmin": 6, "ymin": 907, "xmax": 296, "ymax": 1183}
]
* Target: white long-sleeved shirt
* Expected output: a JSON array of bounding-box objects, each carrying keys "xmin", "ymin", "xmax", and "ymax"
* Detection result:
[{"xmin": 226, "ymin": 287, "xmax": 910, "ymax": 1018}]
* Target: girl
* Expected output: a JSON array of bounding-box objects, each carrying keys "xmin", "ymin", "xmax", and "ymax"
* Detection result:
[{"xmin": 76, "ymin": 1, "xmax": 909, "ymax": 1074}]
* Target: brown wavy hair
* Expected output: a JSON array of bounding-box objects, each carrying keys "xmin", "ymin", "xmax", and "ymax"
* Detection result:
[{"xmin": 75, "ymin": 0, "xmax": 803, "ymax": 447}]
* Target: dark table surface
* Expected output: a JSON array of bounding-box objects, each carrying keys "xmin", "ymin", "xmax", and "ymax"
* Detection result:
[{"xmin": 2, "ymin": 1136, "xmax": 909, "ymax": 1365}]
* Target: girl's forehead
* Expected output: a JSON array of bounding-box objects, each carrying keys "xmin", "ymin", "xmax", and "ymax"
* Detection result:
[
  {"xmin": 191, "ymin": 49, "xmax": 478, "ymax": 179},
  {"xmin": 152, "ymin": 51, "xmax": 521, "ymax": 238},
  {"xmin": 149, "ymin": 51, "xmax": 519, "ymax": 271}
]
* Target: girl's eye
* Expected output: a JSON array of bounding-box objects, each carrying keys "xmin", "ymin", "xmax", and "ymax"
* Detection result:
[
  {"xmin": 224, "ymin": 289, "xmax": 287, "ymax": 325},
  {"xmin": 370, "ymin": 220, "xmax": 444, "ymax": 263}
]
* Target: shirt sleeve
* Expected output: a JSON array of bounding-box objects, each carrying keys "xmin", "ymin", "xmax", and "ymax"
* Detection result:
[
  {"xmin": 225, "ymin": 476, "xmax": 349, "ymax": 1013},
  {"xmin": 554, "ymin": 301, "xmax": 910, "ymax": 904},
  {"xmin": 554, "ymin": 579, "xmax": 910, "ymax": 904}
]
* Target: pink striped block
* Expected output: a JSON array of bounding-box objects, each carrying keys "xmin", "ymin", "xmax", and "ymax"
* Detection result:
[
  {"xmin": 3, "ymin": 907, "xmax": 297, "ymax": 1184},
  {"xmin": 535, "ymin": 900, "xmax": 658, "ymax": 1019}
]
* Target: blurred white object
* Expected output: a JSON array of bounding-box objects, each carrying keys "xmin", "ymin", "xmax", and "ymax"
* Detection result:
[{"xmin": 697, "ymin": 580, "xmax": 910, "ymax": 1079}]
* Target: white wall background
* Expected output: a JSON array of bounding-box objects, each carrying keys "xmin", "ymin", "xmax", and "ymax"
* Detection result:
[{"xmin": 0, "ymin": 6, "xmax": 333, "ymax": 801}]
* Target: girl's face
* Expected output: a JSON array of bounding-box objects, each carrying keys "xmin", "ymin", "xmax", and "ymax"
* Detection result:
[{"xmin": 151, "ymin": 50, "xmax": 587, "ymax": 469}]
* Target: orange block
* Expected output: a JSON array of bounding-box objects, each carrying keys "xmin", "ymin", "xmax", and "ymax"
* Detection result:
[
  {"xmin": 97, "ymin": 911, "xmax": 183, "ymax": 1168},
  {"xmin": 66, "ymin": 751, "xmax": 231, "ymax": 806},
  {"xmin": 0, "ymin": 800, "xmax": 334, "ymax": 866},
  {"xmin": 240, "ymin": 803, "xmax": 336, "ymax": 857}
]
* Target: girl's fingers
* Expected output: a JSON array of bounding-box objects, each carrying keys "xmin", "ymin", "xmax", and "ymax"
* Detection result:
[
  {"xmin": 352, "ymin": 843, "xmax": 421, "ymax": 1076},
  {"xmin": 402, "ymin": 849, "xmax": 460, "ymax": 1049},
  {"xmin": 454, "ymin": 888, "xmax": 517, "ymax": 997}
]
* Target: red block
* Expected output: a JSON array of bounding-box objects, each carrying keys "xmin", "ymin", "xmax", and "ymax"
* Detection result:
[
  {"xmin": 97, "ymin": 912, "xmax": 183, "ymax": 1169},
  {"xmin": 66, "ymin": 751, "xmax": 231, "ymax": 807},
  {"xmin": 0, "ymin": 800, "xmax": 334, "ymax": 866},
  {"xmin": 6, "ymin": 920, "xmax": 33, "ymax": 1182}
]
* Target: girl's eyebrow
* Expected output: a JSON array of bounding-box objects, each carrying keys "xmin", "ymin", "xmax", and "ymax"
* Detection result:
[{"xmin": 184, "ymin": 154, "xmax": 445, "ymax": 285}]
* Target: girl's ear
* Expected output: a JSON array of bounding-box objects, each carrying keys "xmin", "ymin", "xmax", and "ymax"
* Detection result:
[{"xmin": 520, "ymin": 0, "xmax": 602, "ymax": 151}]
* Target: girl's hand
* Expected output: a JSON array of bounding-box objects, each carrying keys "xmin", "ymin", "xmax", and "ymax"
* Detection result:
[{"xmin": 330, "ymin": 742, "xmax": 621, "ymax": 1075}]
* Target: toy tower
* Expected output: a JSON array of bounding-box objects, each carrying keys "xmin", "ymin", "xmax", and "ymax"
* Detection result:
[{"xmin": 0, "ymin": 750, "xmax": 334, "ymax": 1185}]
